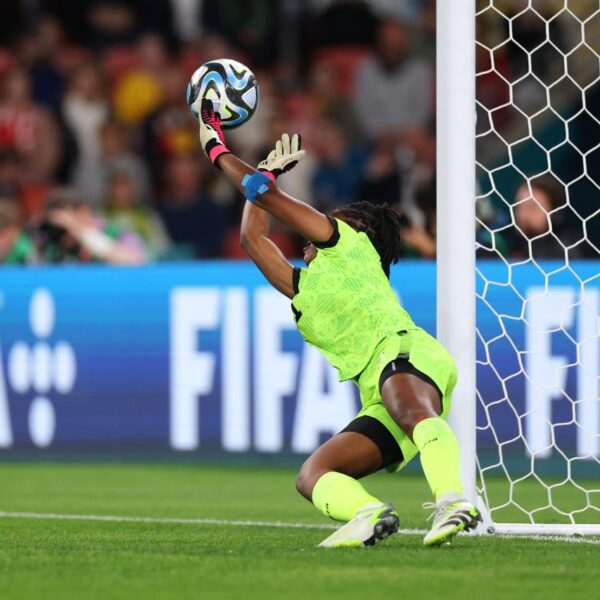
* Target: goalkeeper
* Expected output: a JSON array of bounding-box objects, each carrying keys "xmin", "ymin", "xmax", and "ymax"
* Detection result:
[{"xmin": 196, "ymin": 99, "xmax": 481, "ymax": 548}]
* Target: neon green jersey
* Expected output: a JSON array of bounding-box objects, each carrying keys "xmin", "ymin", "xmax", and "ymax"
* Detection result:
[{"xmin": 292, "ymin": 218, "xmax": 416, "ymax": 381}]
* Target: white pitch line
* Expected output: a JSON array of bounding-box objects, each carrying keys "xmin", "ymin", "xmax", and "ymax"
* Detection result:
[
  {"xmin": 0, "ymin": 510, "xmax": 426, "ymax": 535},
  {"xmin": 1, "ymin": 511, "xmax": 599, "ymax": 545},
  {"xmin": 494, "ymin": 533, "xmax": 600, "ymax": 546},
  {"xmin": 0, "ymin": 511, "xmax": 337, "ymax": 530}
]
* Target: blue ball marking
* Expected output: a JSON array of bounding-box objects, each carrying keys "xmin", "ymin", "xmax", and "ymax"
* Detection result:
[
  {"xmin": 226, "ymin": 107, "xmax": 249, "ymax": 127},
  {"xmin": 225, "ymin": 68, "xmax": 251, "ymax": 90}
]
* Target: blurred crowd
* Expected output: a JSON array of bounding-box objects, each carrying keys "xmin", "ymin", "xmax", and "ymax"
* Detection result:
[{"xmin": 0, "ymin": 0, "xmax": 597, "ymax": 266}]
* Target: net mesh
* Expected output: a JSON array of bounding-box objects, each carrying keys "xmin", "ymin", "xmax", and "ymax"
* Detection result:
[{"xmin": 474, "ymin": 0, "xmax": 600, "ymax": 528}]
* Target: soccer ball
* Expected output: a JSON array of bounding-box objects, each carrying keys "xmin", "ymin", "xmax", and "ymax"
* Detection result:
[{"xmin": 186, "ymin": 58, "xmax": 259, "ymax": 129}]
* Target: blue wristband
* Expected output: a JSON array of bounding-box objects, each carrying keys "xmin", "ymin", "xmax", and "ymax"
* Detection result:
[{"xmin": 241, "ymin": 172, "xmax": 271, "ymax": 202}]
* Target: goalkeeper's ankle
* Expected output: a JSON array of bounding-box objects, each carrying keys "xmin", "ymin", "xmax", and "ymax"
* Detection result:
[
  {"xmin": 436, "ymin": 492, "xmax": 466, "ymax": 505},
  {"xmin": 354, "ymin": 502, "xmax": 388, "ymax": 517}
]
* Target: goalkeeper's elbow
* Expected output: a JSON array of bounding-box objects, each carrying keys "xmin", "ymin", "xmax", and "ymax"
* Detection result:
[{"xmin": 240, "ymin": 229, "xmax": 259, "ymax": 253}]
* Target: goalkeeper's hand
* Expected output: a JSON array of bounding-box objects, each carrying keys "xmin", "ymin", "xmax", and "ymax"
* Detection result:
[
  {"xmin": 257, "ymin": 133, "xmax": 305, "ymax": 180},
  {"xmin": 194, "ymin": 98, "xmax": 231, "ymax": 168}
]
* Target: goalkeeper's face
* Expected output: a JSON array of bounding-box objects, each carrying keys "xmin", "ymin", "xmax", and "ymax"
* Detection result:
[{"xmin": 303, "ymin": 242, "xmax": 317, "ymax": 265}]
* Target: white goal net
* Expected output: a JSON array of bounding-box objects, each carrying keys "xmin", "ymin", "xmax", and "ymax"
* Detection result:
[{"xmin": 472, "ymin": 0, "xmax": 600, "ymax": 534}]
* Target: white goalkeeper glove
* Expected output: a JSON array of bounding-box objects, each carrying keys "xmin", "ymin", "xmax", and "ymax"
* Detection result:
[{"xmin": 257, "ymin": 133, "xmax": 305, "ymax": 180}]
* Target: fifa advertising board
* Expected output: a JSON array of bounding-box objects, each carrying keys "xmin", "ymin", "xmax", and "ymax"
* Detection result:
[{"xmin": 0, "ymin": 261, "xmax": 598, "ymax": 464}]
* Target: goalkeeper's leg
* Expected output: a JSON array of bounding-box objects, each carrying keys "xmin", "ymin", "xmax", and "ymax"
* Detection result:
[
  {"xmin": 380, "ymin": 371, "xmax": 481, "ymax": 546},
  {"xmin": 296, "ymin": 432, "xmax": 399, "ymax": 548}
]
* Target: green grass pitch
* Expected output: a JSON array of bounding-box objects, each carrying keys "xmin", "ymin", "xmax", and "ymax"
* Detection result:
[{"xmin": 0, "ymin": 462, "xmax": 598, "ymax": 600}]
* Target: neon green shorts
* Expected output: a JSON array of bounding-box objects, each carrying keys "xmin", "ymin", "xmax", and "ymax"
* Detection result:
[{"xmin": 353, "ymin": 329, "xmax": 457, "ymax": 472}]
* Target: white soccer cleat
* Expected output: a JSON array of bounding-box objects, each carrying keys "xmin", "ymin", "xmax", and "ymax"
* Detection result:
[
  {"xmin": 422, "ymin": 493, "xmax": 482, "ymax": 547},
  {"xmin": 318, "ymin": 503, "xmax": 399, "ymax": 548}
]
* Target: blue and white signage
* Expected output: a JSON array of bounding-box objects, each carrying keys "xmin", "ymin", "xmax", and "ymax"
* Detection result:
[{"xmin": 0, "ymin": 261, "xmax": 597, "ymax": 460}]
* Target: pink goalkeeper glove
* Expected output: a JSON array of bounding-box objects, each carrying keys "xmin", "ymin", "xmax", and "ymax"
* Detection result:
[{"xmin": 195, "ymin": 98, "xmax": 231, "ymax": 168}]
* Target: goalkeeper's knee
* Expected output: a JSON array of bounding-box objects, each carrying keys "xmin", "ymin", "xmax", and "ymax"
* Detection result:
[{"xmin": 295, "ymin": 461, "xmax": 325, "ymax": 501}]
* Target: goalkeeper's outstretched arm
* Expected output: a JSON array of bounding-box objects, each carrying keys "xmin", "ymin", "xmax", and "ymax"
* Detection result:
[
  {"xmin": 219, "ymin": 153, "xmax": 334, "ymax": 244},
  {"xmin": 239, "ymin": 200, "xmax": 295, "ymax": 299},
  {"xmin": 197, "ymin": 98, "xmax": 334, "ymax": 245}
]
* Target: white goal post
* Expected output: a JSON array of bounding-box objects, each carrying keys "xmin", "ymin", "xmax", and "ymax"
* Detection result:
[
  {"xmin": 437, "ymin": 0, "xmax": 600, "ymax": 536},
  {"xmin": 436, "ymin": 0, "xmax": 477, "ymax": 507}
]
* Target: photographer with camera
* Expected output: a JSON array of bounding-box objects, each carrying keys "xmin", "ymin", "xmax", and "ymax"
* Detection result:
[{"xmin": 32, "ymin": 188, "xmax": 147, "ymax": 265}]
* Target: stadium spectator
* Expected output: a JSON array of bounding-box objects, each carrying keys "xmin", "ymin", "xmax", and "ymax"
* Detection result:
[
  {"xmin": 141, "ymin": 67, "xmax": 197, "ymax": 182},
  {"xmin": 260, "ymin": 111, "xmax": 317, "ymax": 208},
  {"xmin": 0, "ymin": 67, "xmax": 61, "ymax": 181},
  {"xmin": 158, "ymin": 152, "xmax": 230, "ymax": 258},
  {"xmin": 400, "ymin": 176, "xmax": 436, "ymax": 258},
  {"xmin": 202, "ymin": 0, "xmax": 278, "ymax": 68},
  {"xmin": 486, "ymin": 177, "xmax": 591, "ymax": 261},
  {"xmin": 358, "ymin": 143, "xmax": 402, "ymax": 207},
  {"xmin": 81, "ymin": 119, "xmax": 151, "ymax": 206},
  {"xmin": 23, "ymin": 15, "xmax": 67, "ymax": 113},
  {"xmin": 570, "ymin": 81, "xmax": 600, "ymax": 254},
  {"xmin": 83, "ymin": 0, "xmax": 141, "ymax": 51},
  {"xmin": 285, "ymin": 61, "xmax": 362, "ymax": 153},
  {"xmin": 504, "ymin": 3, "xmax": 566, "ymax": 82},
  {"xmin": 352, "ymin": 17, "xmax": 434, "ymax": 163},
  {"xmin": 400, "ymin": 219, "xmax": 435, "ymax": 257},
  {"xmin": 475, "ymin": 16, "xmax": 512, "ymax": 131},
  {"xmin": 112, "ymin": 32, "xmax": 169, "ymax": 125},
  {"xmin": 193, "ymin": 31, "xmax": 240, "ymax": 65},
  {"xmin": 32, "ymin": 187, "xmax": 146, "ymax": 264},
  {"xmin": 103, "ymin": 169, "xmax": 171, "ymax": 259},
  {"xmin": 411, "ymin": 0, "xmax": 436, "ymax": 61},
  {"xmin": 0, "ymin": 0, "xmax": 592, "ymax": 265},
  {"xmin": 312, "ymin": 118, "xmax": 367, "ymax": 211},
  {"xmin": 0, "ymin": 145, "xmax": 51, "ymax": 218},
  {"xmin": 170, "ymin": 0, "xmax": 205, "ymax": 42},
  {"xmin": 62, "ymin": 62, "xmax": 110, "ymax": 201},
  {"xmin": 311, "ymin": 0, "xmax": 377, "ymax": 48},
  {"xmin": 0, "ymin": 147, "xmax": 22, "ymax": 200},
  {"xmin": 0, "ymin": 200, "xmax": 36, "ymax": 264}
]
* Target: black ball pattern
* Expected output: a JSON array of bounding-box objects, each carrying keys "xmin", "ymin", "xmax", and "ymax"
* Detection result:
[{"xmin": 187, "ymin": 59, "xmax": 259, "ymax": 129}]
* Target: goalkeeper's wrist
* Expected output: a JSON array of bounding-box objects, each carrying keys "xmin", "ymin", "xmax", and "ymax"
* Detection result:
[
  {"xmin": 242, "ymin": 171, "xmax": 274, "ymax": 202},
  {"xmin": 206, "ymin": 140, "xmax": 230, "ymax": 168},
  {"xmin": 258, "ymin": 168, "xmax": 276, "ymax": 182}
]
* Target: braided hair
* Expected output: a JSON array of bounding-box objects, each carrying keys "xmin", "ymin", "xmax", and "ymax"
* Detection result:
[{"xmin": 331, "ymin": 201, "xmax": 403, "ymax": 278}]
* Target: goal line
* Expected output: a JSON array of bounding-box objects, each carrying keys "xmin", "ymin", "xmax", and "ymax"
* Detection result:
[{"xmin": 1, "ymin": 511, "xmax": 599, "ymax": 545}]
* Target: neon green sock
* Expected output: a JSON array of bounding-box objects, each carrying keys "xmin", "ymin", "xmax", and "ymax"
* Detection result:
[
  {"xmin": 311, "ymin": 471, "xmax": 382, "ymax": 522},
  {"xmin": 413, "ymin": 417, "xmax": 463, "ymax": 501}
]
